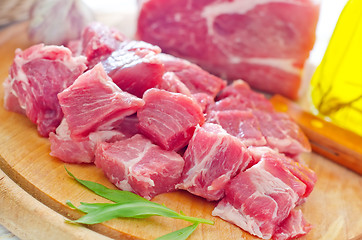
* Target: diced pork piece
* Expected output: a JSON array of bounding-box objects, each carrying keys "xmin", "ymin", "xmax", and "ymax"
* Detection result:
[
  {"xmin": 207, "ymin": 110, "xmax": 267, "ymax": 147},
  {"xmin": 94, "ymin": 134, "xmax": 185, "ymax": 200},
  {"xmin": 102, "ymin": 41, "xmax": 165, "ymax": 98},
  {"xmin": 261, "ymin": 155, "xmax": 307, "ymax": 201},
  {"xmin": 79, "ymin": 22, "xmax": 126, "ymax": 68},
  {"xmin": 191, "ymin": 93, "xmax": 215, "ymax": 113},
  {"xmin": 157, "ymin": 73, "xmax": 214, "ymax": 112},
  {"xmin": 157, "ymin": 72, "xmax": 192, "ymax": 96},
  {"xmin": 58, "ymin": 64, "xmax": 144, "ymax": 139},
  {"xmin": 206, "ymin": 96, "xmax": 253, "ymax": 113},
  {"xmin": 217, "ymin": 79, "xmax": 252, "ymax": 98},
  {"xmin": 212, "ymin": 157, "xmax": 302, "ymax": 239},
  {"xmin": 3, "ymin": 44, "xmax": 87, "ymax": 137},
  {"xmin": 247, "ymin": 147, "xmax": 317, "ymax": 201},
  {"xmin": 216, "ymin": 80, "xmax": 274, "ymax": 112},
  {"xmin": 277, "ymin": 156, "xmax": 317, "ymax": 200},
  {"xmin": 253, "ymin": 110, "xmax": 311, "ymax": 155},
  {"xmin": 274, "ymin": 209, "xmax": 312, "ymax": 240},
  {"xmin": 137, "ymin": 0, "xmax": 319, "ymax": 99},
  {"xmin": 116, "ymin": 115, "xmax": 141, "ymax": 138},
  {"xmin": 115, "ymin": 39, "xmax": 161, "ymax": 54},
  {"xmin": 137, "ymin": 88, "xmax": 205, "ymax": 151},
  {"xmin": 207, "ymin": 80, "xmax": 310, "ymax": 155},
  {"xmin": 156, "ymin": 53, "xmax": 226, "ymax": 97},
  {"xmin": 177, "ymin": 123, "xmax": 250, "ymax": 201},
  {"xmin": 49, "ymin": 119, "xmax": 125, "ymax": 164},
  {"xmin": 3, "ymin": 77, "xmax": 25, "ymax": 115},
  {"xmin": 247, "ymin": 146, "xmax": 278, "ymax": 168},
  {"xmin": 66, "ymin": 39, "xmax": 82, "ymax": 56}
]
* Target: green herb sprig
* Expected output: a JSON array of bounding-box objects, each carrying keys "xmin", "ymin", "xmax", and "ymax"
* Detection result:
[{"xmin": 64, "ymin": 167, "xmax": 214, "ymax": 240}]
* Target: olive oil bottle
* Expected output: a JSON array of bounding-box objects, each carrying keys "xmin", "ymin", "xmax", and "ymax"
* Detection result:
[{"xmin": 310, "ymin": 0, "xmax": 362, "ymax": 136}]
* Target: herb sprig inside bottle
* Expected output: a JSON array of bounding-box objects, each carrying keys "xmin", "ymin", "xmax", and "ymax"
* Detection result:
[{"xmin": 64, "ymin": 167, "xmax": 214, "ymax": 240}]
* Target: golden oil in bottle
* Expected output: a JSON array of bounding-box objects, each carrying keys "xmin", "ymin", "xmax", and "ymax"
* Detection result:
[{"xmin": 310, "ymin": 0, "xmax": 362, "ymax": 136}]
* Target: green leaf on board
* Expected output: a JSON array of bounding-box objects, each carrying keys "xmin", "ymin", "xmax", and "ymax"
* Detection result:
[
  {"xmin": 64, "ymin": 167, "xmax": 214, "ymax": 240},
  {"xmin": 65, "ymin": 166, "xmax": 145, "ymax": 203},
  {"xmin": 155, "ymin": 223, "xmax": 199, "ymax": 240},
  {"xmin": 67, "ymin": 201, "xmax": 213, "ymax": 225}
]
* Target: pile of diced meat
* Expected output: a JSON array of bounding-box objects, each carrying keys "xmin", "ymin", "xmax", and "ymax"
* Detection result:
[
  {"xmin": 3, "ymin": 22, "xmax": 316, "ymax": 240},
  {"xmin": 137, "ymin": 0, "xmax": 320, "ymax": 100}
]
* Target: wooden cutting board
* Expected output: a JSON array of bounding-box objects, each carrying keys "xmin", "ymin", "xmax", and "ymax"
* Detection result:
[{"xmin": 0, "ymin": 23, "xmax": 361, "ymax": 240}]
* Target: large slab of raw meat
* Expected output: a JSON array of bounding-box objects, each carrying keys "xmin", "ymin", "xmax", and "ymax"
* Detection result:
[{"xmin": 137, "ymin": 0, "xmax": 320, "ymax": 99}]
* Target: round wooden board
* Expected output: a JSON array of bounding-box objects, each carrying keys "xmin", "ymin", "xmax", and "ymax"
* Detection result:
[{"xmin": 0, "ymin": 22, "xmax": 361, "ymax": 240}]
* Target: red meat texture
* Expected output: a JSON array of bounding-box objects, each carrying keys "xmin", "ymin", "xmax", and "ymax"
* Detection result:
[
  {"xmin": 95, "ymin": 134, "xmax": 185, "ymax": 200},
  {"xmin": 3, "ymin": 22, "xmax": 317, "ymax": 240},
  {"xmin": 137, "ymin": 88, "xmax": 205, "ymax": 151},
  {"xmin": 4, "ymin": 44, "xmax": 87, "ymax": 137},
  {"xmin": 137, "ymin": 0, "xmax": 320, "ymax": 99}
]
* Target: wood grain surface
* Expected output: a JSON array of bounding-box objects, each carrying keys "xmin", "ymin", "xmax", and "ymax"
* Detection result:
[{"xmin": 0, "ymin": 22, "xmax": 361, "ymax": 240}]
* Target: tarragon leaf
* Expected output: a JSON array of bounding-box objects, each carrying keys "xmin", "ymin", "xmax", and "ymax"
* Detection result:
[
  {"xmin": 67, "ymin": 201, "xmax": 213, "ymax": 225},
  {"xmin": 155, "ymin": 223, "xmax": 199, "ymax": 240},
  {"xmin": 65, "ymin": 166, "xmax": 145, "ymax": 203},
  {"xmin": 65, "ymin": 166, "xmax": 213, "ymax": 224},
  {"xmin": 65, "ymin": 167, "xmax": 214, "ymax": 240},
  {"xmin": 66, "ymin": 200, "xmax": 110, "ymax": 213}
]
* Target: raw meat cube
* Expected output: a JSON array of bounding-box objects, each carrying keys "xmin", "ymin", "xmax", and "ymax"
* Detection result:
[
  {"xmin": 206, "ymin": 96, "xmax": 255, "ymax": 113},
  {"xmin": 261, "ymin": 155, "xmax": 307, "ymax": 201},
  {"xmin": 94, "ymin": 134, "xmax": 185, "ymax": 200},
  {"xmin": 137, "ymin": 88, "xmax": 204, "ymax": 151},
  {"xmin": 247, "ymin": 147, "xmax": 317, "ymax": 201},
  {"xmin": 274, "ymin": 209, "xmax": 312, "ymax": 240},
  {"xmin": 49, "ymin": 119, "xmax": 125, "ymax": 164},
  {"xmin": 217, "ymin": 79, "xmax": 252, "ymax": 98},
  {"xmin": 207, "ymin": 110, "xmax": 267, "ymax": 147},
  {"xmin": 3, "ymin": 44, "xmax": 86, "ymax": 137},
  {"xmin": 247, "ymin": 146, "xmax": 279, "ymax": 168},
  {"xmin": 177, "ymin": 123, "xmax": 250, "ymax": 201},
  {"xmin": 207, "ymin": 80, "xmax": 311, "ymax": 155},
  {"xmin": 276, "ymin": 155, "xmax": 317, "ymax": 200},
  {"xmin": 216, "ymin": 80, "xmax": 274, "ymax": 112},
  {"xmin": 137, "ymin": 0, "xmax": 319, "ymax": 99},
  {"xmin": 116, "ymin": 115, "xmax": 141, "ymax": 138},
  {"xmin": 191, "ymin": 93, "xmax": 215, "ymax": 113},
  {"xmin": 157, "ymin": 73, "xmax": 215, "ymax": 112},
  {"xmin": 156, "ymin": 53, "xmax": 226, "ymax": 97},
  {"xmin": 212, "ymin": 157, "xmax": 303, "ymax": 239},
  {"xmin": 102, "ymin": 40, "xmax": 165, "ymax": 98},
  {"xmin": 58, "ymin": 63, "xmax": 144, "ymax": 139},
  {"xmin": 253, "ymin": 110, "xmax": 311, "ymax": 155},
  {"xmin": 157, "ymin": 72, "xmax": 192, "ymax": 96},
  {"xmin": 79, "ymin": 22, "xmax": 126, "ymax": 68},
  {"xmin": 3, "ymin": 77, "xmax": 25, "ymax": 115}
]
